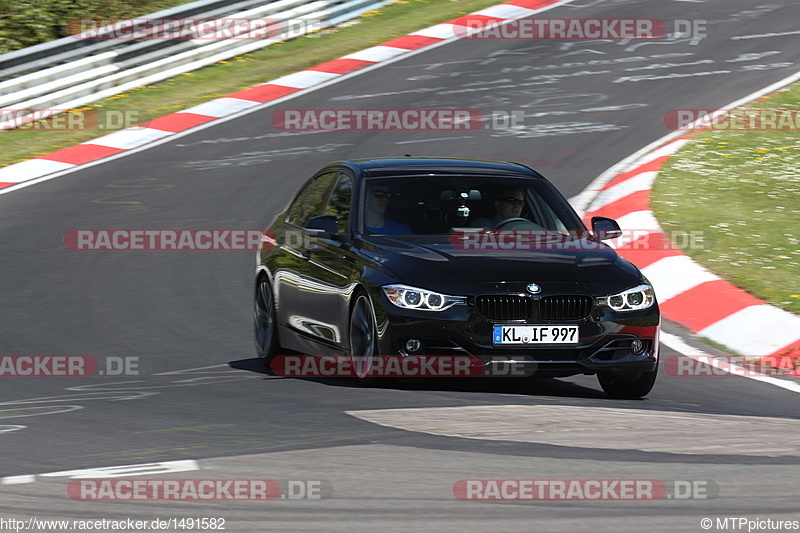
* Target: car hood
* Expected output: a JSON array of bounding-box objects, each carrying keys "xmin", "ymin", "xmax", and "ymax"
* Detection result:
[{"xmin": 360, "ymin": 234, "xmax": 643, "ymax": 296}]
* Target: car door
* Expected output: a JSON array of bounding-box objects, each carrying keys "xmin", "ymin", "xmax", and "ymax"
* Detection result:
[
  {"xmin": 274, "ymin": 171, "xmax": 337, "ymax": 349},
  {"xmin": 275, "ymin": 171, "xmax": 357, "ymax": 352},
  {"xmin": 305, "ymin": 172, "xmax": 359, "ymax": 351}
]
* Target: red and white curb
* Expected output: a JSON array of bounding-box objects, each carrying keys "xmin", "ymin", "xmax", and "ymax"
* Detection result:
[
  {"xmin": 0, "ymin": 0, "xmax": 567, "ymax": 191},
  {"xmin": 584, "ymin": 139, "xmax": 800, "ymax": 370}
]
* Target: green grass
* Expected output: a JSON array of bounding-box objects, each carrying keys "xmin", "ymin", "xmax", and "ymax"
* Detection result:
[
  {"xmin": 0, "ymin": 0, "xmax": 198, "ymax": 53},
  {"xmin": 652, "ymin": 82, "xmax": 800, "ymax": 314},
  {"xmin": 0, "ymin": 0, "xmax": 503, "ymax": 168}
]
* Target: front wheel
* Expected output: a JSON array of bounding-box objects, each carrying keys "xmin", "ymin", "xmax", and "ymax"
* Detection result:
[
  {"xmin": 349, "ymin": 293, "xmax": 378, "ymax": 385},
  {"xmin": 254, "ymin": 278, "xmax": 279, "ymax": 367},
  {"xmin": 598, "ymin": 367, "xmax": 658, "ymax": 399}
]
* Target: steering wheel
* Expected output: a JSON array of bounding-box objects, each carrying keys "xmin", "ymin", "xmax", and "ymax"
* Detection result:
[{"xmin": 493, "ymin": 217, "xmax": 543, "ymax": 230}]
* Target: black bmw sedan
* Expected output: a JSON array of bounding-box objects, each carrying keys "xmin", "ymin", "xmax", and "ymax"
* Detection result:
[{"xmin": 255, "ymin": 157, "xmax": 660, "ymax": 398}]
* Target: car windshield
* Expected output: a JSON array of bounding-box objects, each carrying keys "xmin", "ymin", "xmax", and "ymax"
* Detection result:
[{"xmin": 359, "ymin": 176, "xmax": 584, "ymax": 236}]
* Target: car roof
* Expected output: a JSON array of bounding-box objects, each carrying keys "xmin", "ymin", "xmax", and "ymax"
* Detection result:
[{"xmin": 331, "ymin": 157, "xmax": 544, "ymax": 179}]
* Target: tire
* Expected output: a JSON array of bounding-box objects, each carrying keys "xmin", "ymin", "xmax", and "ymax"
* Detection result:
[
  {"xmin": 349, "ymin": 292, "xmax": 378, "ymax": 385},
  {"xmin": 254, "ymin": 277, "xmax": 279, "ymax": 367},
  {"xmin": 598, "ymin": 366, "xmax": 658, "ymax": 399}
]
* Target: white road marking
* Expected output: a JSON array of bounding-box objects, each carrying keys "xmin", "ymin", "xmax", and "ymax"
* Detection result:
[
  {"xmin": 153, "ymin": 363, "xmax": 233, "ymax": 375},
  {"xmin": 394, "ymin": 136, "xmax": 473, "ymax": 144},
  {"xmin": 38, "ymin": 459, "xmax": 200, "ymax": 479},
  {"xmin": 1, "ymin": 475, "xmax": 35, "ymax": 485},
  {"xmin": 0, "ymin": 459, "xmax": 202, "ymax": 486}
]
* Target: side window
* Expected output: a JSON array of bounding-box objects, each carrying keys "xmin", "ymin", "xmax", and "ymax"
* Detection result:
[
  {"xmin": 528, "ymin": 185, "xmax": 571, "ymax": 231},
  {"xmin": 286, "ymin": 172, "xmax": 337, "ymax": 227},
  {"xmin": 324, "ymin": 174, "xmax": 352, "ymax": 233}
]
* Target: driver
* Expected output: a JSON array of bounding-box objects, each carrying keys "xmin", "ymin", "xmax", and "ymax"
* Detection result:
[
  {"xmin": 469, "ymin": 187, "xmax": 526, "ymax": 228},
  {"xmin": 365, "ymin": 184, "xmax": 412, "ymax": 235}
]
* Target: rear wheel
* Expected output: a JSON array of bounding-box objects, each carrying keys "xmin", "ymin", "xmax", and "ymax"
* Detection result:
[
  {"xmin": 349, "ymin": 292, "xmax": 378, "ymax": 385},
  {"xmin": 254, "ymin": 278, "xmax": 279, "ymax": 367},
  {"xmin": 598, "ymin": 367, "xmax": 658, "ymax": 399}
]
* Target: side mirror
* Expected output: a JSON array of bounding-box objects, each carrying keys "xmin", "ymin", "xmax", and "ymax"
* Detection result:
[
  {"xmin": 591, "ymin": 216, "xmax": 622, "ymax": 240},
  {"xmin": 305, "ymin": 215, "xmax": 339, "ymax": 238}
]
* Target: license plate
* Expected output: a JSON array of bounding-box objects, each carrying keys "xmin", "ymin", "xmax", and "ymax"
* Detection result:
[{"xmin": 493, "ymin": 325, "xmax": 579, "ymax": 345}]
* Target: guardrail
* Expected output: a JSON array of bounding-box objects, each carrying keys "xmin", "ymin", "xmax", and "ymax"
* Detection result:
[
  {"xmin": 0, "ymin": 0, "xmax": 257, "ymax": 76},
  {"xmin": 0, "ymin": 0, "xmax": 391, "ymax": 130}
]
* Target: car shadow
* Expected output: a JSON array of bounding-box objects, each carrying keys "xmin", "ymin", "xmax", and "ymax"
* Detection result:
[{"xmin": 228, "ymin": 357, "xmax": 608, "ymax": 399}]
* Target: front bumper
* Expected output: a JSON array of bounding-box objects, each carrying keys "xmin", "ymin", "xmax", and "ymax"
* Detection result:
[{"xmin": 374, "ymin": 297, "xmax": 660, "ymax": 378}]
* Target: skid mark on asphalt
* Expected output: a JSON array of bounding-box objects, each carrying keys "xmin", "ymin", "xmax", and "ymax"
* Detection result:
[
  {"xmin": 183, "ymin": 144, "xmax": 353, "ymax": 170},
  {"xmin": 91, "ymin": 182, "xmax": 177, "ymax": 212},
  {"xmin": 0, "ymin": 406, "xmax": 82, "ymax": 419},
  {"xmin": 395, "ymin": 136, "xmax": 472, "ymax": 144},
  {"xmin": 0, "ymin": 365, "xmax": 256, "ymax": 433},
  {"xmin": 491, "ymin": 121, "xmax": 626, "ymax": 138},
  {"xmin": 173, "ymin": 129, "xmax": 333, "ymax": 148}
]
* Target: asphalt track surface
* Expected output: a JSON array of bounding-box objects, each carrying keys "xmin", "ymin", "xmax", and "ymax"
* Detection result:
[{"xmin": 1, "ymin": 0, "xmax": 799, "ymax": 530}]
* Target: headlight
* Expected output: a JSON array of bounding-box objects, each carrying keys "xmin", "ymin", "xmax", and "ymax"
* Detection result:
[
  {"xmin": 597, "ymin": 284, "xmax": 655, "ymax": 311},
  {"xmin": 382, "ymin": 284, "xmax": 465, "ymax": 311}
]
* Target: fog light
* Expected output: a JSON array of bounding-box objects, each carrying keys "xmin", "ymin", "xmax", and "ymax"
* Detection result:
[
  {"xmin": 631, "ymin": 339, "xmax": 645, "ymax": 355},
  {"xmin": 405, "ymin": 339, "xmax": 422, "ymax": 353}
]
